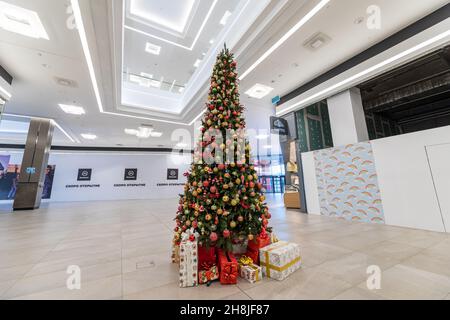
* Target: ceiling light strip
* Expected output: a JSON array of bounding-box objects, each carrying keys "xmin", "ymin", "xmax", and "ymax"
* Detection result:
[
  {"xmin": 239, "ymin": 0, "xmax": 330, "ymax": 81},
  {"xmin": 0, "ymin": 84, "xmax": 11, "ymax": 100},
  {"xmin": 124, "ymin": 0, "xmax": 218, "ymax": 51},
  {"xmin": 2, "ymin": 113, "xmax": 79, "ymax": 143},
  {"xmin": 277, "ymin": 29, "xmax": 450, "ymax": 116},
  {"xmin": 101, "ymin": 110, "xmax": 189, "ymax": 126},
  {"xmin": 71, "ymin": 0, "xmax": 104, "ymax": 113},
  {"xmin": 190, "ymin": 0, "xmax": 218, "ymax": 49}
]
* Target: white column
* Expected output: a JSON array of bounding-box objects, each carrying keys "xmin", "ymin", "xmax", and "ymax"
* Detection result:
[{"xmin": 327, "ymin": 87, "xmax": 369, "ymax": 146}]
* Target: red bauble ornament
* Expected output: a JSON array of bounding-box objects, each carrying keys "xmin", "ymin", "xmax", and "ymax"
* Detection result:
[
  {"xmin": 210, "ymin": 232, "xmax": 218, "ymax": 242},
  {"xmin": 218, "ymin": 164, "xmax": 225, "ymax": 170},
  {"xmin": 210, "ymin": 186, "xmax": 217, "ymax": 194},
  {"xmin": 223, "ymin": 229, "xmax": 231, "ymax": 238},
  {"xmin": 203, "ymin": 181, "xmax": 210, "ymax": 188}
]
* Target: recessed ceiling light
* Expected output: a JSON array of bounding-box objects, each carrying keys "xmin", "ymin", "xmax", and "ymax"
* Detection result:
[
  {"xmin": 209, "ymin": 39, "xmax": 214, "ymax": 44},
  {"xmin": 256, "ymin": 134, "xmax": 269, "ymax": 140},
  {"xmin": 0, "ymin": 1, "xmax": 49, "ymax": 40},
  {"xmin": 125, "ymin": 126, "xmax": 163, "ymax": 139},
  {"xmin": 58, "ymin": 104, "xmax": 85, "ymax": 115},
  {"xmin": 245, "ymin": 84, "xmax": 274, "ymax": 99},
  {"xmin": 220, "ymin": 11, "xmax": 232, "ymax": 26},
  {"xmin": 193, "ymin": 59, "xmax": 202, "ymax": 68},
  {"xmin": 175, "ymin": 142, "xmax": 188, "ymax": 148},
  {"xmin": 150, "ymin": 131, "xmax": 163, "ymax": 138},
  {"xmin": 81, "ymin": 133, "xmax": 97, "ymax": 140},
  {"xmin": 145, "ymin": 42, "xmax": 161, "ymax": 55},
  {"xmin": 179, "ymin": 87, "xmax": 185, "ymax": 93}
]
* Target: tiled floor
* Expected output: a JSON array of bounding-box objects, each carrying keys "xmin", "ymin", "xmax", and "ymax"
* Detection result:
[{"xmin": 0, "ymin": 195, "xmax": 449, "ymax": 300}]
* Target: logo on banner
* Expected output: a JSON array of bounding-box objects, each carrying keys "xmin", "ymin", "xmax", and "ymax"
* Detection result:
[
  {"xmin": 167, "ymin": 169, "xmax": 179, "ymax": 180},
  {"xmin": 77, "ymin": 169, "xmax": 92, "ymax": 181},
  {"xmin": 124, "ymin": 168, "xmax": 138, "ymax": 181}
]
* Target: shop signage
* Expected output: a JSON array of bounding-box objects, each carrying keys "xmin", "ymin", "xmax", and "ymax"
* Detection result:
[
  {"xmin": 124, "ymin": 168, "xmax": 137, "ymax": 181},
  {"xmin": 167, "ymin": 168, "xmax": 179, "ymax": 180},
  {"xmin": 77, "ymin": 169, "xmax": 92, "ymax": 181}
]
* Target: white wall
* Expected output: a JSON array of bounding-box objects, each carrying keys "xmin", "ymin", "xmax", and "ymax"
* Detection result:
[
  {"xmin": 426, "ymin": 143, "xmax": 450, "ymax": 232},
  {"xmin": 0, "ymin": 151, "xmax": 191, "ymax": 203},
  {"xmin": 301, "ymin": 151, "xmax": 320, "ymax": 215},
  {"xmin": 301, "ymin": 126, "xmax": 450, "ymax": 232},
  {"xmin": 327, "ymin": 88, "xmax": 369, "ymax": 146},
  {"xmin": 372, "ymin": 126, "xmax": 450, "ymax": 232}
]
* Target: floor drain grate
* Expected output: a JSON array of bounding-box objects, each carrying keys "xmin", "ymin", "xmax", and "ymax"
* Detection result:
[{"xmin": 136, "ymin": 261, "xmax": 156, "ymax": 269}]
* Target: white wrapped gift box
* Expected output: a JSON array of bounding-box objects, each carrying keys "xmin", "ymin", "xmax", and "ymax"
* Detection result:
[{"xmin": 259, "ymin": 241, "xmax": 301, "ymax": 281}]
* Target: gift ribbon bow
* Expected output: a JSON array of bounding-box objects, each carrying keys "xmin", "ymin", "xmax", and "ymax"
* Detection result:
[
  {"xmin": 239, "ymin": 256, "xmax": 253, "ymax": 266},
  {"xmin": 239, "ymin": 256, "xmax": 260, "ymax": 281},
  {"xmin": 200, "ymin": 262, "xmax": 215, "ymax": 271}
]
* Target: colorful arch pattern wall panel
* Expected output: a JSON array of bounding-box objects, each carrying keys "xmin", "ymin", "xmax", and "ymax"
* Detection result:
[{"xmin": 314, "ymin": 142, "xmax": 385, "ymax": 224}]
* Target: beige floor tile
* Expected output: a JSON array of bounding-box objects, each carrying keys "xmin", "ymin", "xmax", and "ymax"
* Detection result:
[
  {"xmin": 357, "ymin": 264, "xmax": 450, "ymax": 300},
  {"xmin": 357, "ymin": 240, "xmax": 424, "ymax": 263},
  {"xmin": 299, "ymin": 242, "xmax": 352, "ymax": 268},
  {"xmin": 332, "ymin": 287, "xmax": 385, "ymax": 300},
  {"xmin": 0, "ymin": 280, "xmax": 16, "ymax": 298},
  {"xmin": 124, "ymin": 281, "xmax": 242, "ymax": 300},
  {"xmin": 0, "ymin": 246, "xmax": 53, "ymax": 269},
  {"xmin": 244, "ymin": 268, "xmax": 352, "ymax": 300},
  {"xmin": 2, "ymin": 196, "xmax": 450, "ymax": 300},
  {"xmin": 25, "ymin": 250, "xmax": 121, "ymax": 277},
  {"xmin": 389, "ymin": 230, "xmax": 447, "ymax": 249},
  {"xmin": 122, "ymin": 263, "xmax": 178, "ymax": 296},
  {"xmin": 3, "ymin": 260, "xmax": 122, "ymax": 299},
  {"xmin": 11, "ymin": 275, "xmax": 122, "ymax": 300},
  {"xmin": 401, "ymin": 253, "xmax": 450, "ymax": 277},
  {"xmin": 316, "ymin": 252, "xmax": 397, "ymax": 285},
  {"xmin": 0, "ymin": 264, "xmax": 34, "ymax": 283}
]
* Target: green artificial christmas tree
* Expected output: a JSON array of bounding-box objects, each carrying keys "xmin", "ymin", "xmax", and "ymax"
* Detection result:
[{"xmin": 173, "ymin": 46, "xmax": 272, "ymax": 251}]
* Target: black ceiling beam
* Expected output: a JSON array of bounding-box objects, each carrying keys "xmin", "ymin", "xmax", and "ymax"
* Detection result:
[
  {"xmin": 277, "ymin": 3, "xmax": 450, "ymax": 107},
  {"xmin": 0, "ymin": 65, "xmax": 12, "ymax": 85}
]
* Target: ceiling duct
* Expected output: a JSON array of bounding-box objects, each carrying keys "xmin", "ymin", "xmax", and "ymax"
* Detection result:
[{"xmin": 302, "ymin": 32, "xmax": 331, "ymax": 51}]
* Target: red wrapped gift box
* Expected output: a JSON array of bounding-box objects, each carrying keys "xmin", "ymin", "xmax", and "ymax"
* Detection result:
[
  {"xmin": 198, "ymin": 245, "xmax": 216, "ymax": 265},
  {"xmin": 246, "ymin": 234, "xmax": 271, "ymax": 265},
  {"xmin": 198, "ymin": 262, "xmax": 219, "ymax": 285},
  {"xmin": 218, "ymin": 250, "xmax": 238, "ymax": 285}
]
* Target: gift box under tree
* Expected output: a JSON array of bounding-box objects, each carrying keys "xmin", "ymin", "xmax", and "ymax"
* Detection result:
[
  {"xmin": 246, "ymin": 229, "xmax": 272, "ymax": 264},
  {"xmin": 198, "ymin": 262, "xmax": 219, "ymax": 285},
  {"xmin": 259, "ymin": 241, "xmax": 301, "ymax": 281},
  {"xmin": 238, "ymin": 256, "xmax": 262, "ymax": 284},
  {"xmin": 179, "ymin": 229, "xmax": 199, "ymax": 288},
  {"xmin": 218, "ymin": 249, "xmax": 238, "ymax": 285}
]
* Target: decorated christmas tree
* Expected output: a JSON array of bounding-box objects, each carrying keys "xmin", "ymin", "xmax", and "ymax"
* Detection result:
[{"xmin": 173, "ymin": 46, "xmax": 272, "ymax": 252}]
